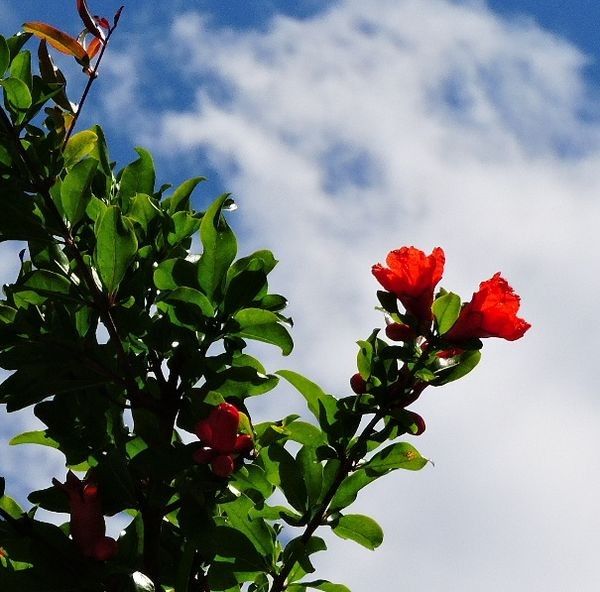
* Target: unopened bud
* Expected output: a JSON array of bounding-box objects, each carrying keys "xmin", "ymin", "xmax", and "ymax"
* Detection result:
[
  {"xmin": 385, "ymin": 322, "xmax": 415, "ymax": 342},
  {"xmin": 350, "ymin": 373, "xmax": 367, "ymax": 394}
]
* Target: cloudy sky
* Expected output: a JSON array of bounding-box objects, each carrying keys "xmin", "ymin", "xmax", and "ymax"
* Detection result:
[{"xmin": 2, "ymin": 1, "xmax": 600, "ymax": 590}]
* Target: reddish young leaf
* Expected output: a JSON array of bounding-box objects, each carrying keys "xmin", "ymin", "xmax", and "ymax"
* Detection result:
[
  {"xmin": 23, "ymin": 22, "xmax": 88, "ymax": 63},
  {"xmin": 76, "ymin": 0, "xmax": 104, "ymax": 40},
  {"xmin": 113, "ymin": 6, "xmax": 124, "ymax": 27},
  {"xmin": 86, "ymin": 37, "xmax": 102, "ymax": 59}
]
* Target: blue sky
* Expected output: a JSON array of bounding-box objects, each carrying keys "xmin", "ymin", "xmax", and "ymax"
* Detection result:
[{"xmin": 2, "ymin": 2, "xmax": 600, "ymax": 591}]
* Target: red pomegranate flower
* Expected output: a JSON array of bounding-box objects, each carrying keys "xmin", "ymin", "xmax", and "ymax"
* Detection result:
[
  {"xmin": 372, "ymin": 246, "xmax": 445, "ymax": 326},
  {"xmin": 52, "ymin": 472, "xmax": 118, "ymax": 561},
  {"xmin": 445, "ymin": 272, "xmax": 530, "ymax": 342},
  {"xmin": 193, "ymin": 402, "xmax": 254, "ymax": 477}
]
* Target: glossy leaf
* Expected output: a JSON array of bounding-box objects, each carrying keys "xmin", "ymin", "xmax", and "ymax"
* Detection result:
[
  {"xmin": 297, "ymin": 445, "xmax": 323, "ymax": 507},
  {"xmin": 330, "ymin": 442, "xmax": 427, "ymax": 510},
  {"xmin": 221, "ymin": 495, "xmax": 274, "ymax": 561},
  {"xmin": 432, "ymin": 291, "xmax": 461, "ymax": 334},
  {"xmin": 0, "ymin": 35, "xmax": 9, "ymax": 75},
  {"xmin": 331, "ymin": 514, "xmax": 383, "ymax": 550},
  {"xmin": 9, "ymin": 430, "xmax": 59, "ymax": 449},
  {"xmin": 94, "ymin": 205, "xmax": 138, "ymax": 293},
  {"xmin": 434, "ymin": 349, "xmax": 481, "ymax": 385},
  {"xmin": 153, "ymin": 258, "xmax": 197, "ymax": 291},
  {"xmin": 118, "ymin": 147, "xmax": 156, "ymax": 207},
  {"xmin": 60, "ymin": 158, "xmax": 97, "ymax": 225},
  {"xmin": 22, "ymin": 22, "xmax": 87, "ymax": 62},
  {"xmin": 165, "ymin": 176, "xmax": 205, "ymax": 213},
  {"xmin": 287, "ymin": 581, "xmax": 350, "ymax": 592},
  {"xmin": 63, "ymin": 130, "xmax": 97, "ymax": 169},
  {"xmin": 0, "ymin": 77, "xmax": 32, "ymax": 111},
  {"xmin": 232, "ymin": 308, "xmax": 293, "ymax": 355},
  {"xmin": 276, "ymin": 370, "xmax": 337, "ymax": 424},
  {"xmin": 9, "ymin": 50, "xmax": 32, "ymax": 89},
  {"xmin": 260, "ymin": 443, "xmax": 307, "ymax": 513},
  {"xmin": 198, "ymin": 194, "xmax": 237, "ymax": 301}
]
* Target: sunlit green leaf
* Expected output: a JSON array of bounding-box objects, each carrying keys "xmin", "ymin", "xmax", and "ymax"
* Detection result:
[
  {"xmin": 60, "ymin": 158, "xmax": 97, "ymax": 225},
  {"xmin": 9, "ymin": 430, "xmax": 59, "ymax": 449},
  {"xmin": 63, "ymin": 129, "xmax": 97, "ymax": 169},
  {"xmin": 94, "ymin": 205, "xmax": 138, "ymax": 293},
  {"xmin": 118, "ymin": 147, "xmax": 156, "ymax": 208},
  {"xmin": 432, "ymin": 291, "xmax": 461, "ymax": 335},
  {"xmin": 198, "ymin": 193, "xmax": 237, "ymax": 301},
  {"xmin": 331, "ymin": 514, "xmax": 383, "ymax": 550},
  {"xmin": 0, "ymin": 77, "xmax": 32, "ymax": 111}
]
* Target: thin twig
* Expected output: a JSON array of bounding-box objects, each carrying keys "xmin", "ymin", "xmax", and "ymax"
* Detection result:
[{"xmin": 63, "ymin": 17, "xmax": 122, "ymax": 147}]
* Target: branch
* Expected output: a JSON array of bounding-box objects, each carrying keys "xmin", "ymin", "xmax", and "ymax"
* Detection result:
[{"xmin": 270, "ymin": 410, "xmax": 385, "ymax": 592}]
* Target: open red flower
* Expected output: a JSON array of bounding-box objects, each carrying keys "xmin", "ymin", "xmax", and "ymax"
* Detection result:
[
  {"xmin": 52, "ymin": 472, "xmax": 117, "ymax": 561},
  {"xmin": 445, "ymin": 272, "xmax": 530, "ymax": 342},
  {"xmin": 193, "ymin": 402, "xmax": 254, "ymax": 477},
  {"xmin": 372, "ymin": 247, "xmax": 445, "ymax": 325}
]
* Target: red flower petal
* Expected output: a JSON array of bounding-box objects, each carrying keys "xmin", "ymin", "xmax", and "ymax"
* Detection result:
[
  {"xmin": 372, "ymin": 246, "xmax": 445, "ymax": 324},
  {"xmin": 446, "ymin": 273, "xmax": 530, "ymax": 341}
]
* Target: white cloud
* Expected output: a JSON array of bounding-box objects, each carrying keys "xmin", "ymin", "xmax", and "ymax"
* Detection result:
[{"xmin": 131, "ymin": 1, "xmax": 600, "ymax": 589}]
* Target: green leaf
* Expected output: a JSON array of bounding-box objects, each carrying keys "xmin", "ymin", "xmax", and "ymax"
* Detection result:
[
  {"xmin": 157, "ymin": 286, "xmax": 215, "ymax": 330},
  {"xmin": 0, "ymin": 77, "xmax": 32, "ymax": 111},
  {"xmin": 434, "ymin": 349, "xmax": 481, "ymax": 385},
  {"xmin": 9, "ymin": 50, "xmax": 32, "ymax": 89},
  {"xmin": 0, "ymin": 494, "xmax": 23, "ymax": 519},
  {"xmin": 432, "ymin": 292, "xmax": 461, "ymax": 334},
  {"xmin": 232, "ymin": 308, "xmax": 293, "ymax": 355},
  {"xmin": 288, "ymin": 581, "xmax": 350, "ymax": 592},
  {"xmin": 60, "ymin": 158, "xmax": 97, "ymax": 225},
  {"xmin": 163, "ymin": 286, "xmax": 214, "ymax": 317},
  {"xmin": 356, "ymin": 340, "xmax": 372, "ymax": 379},
  {"xmin": 22, "ymin": 269, "xmax": 71, "ymax": 299},
  {"xmin": 94, "ymin": 205, "xmax": 138, "ymax": 293},
  {"xmin": 198, "ymin": 194, "xmax": 237, "ymax": 301},
  {"xmin": 9, "ymin": 430, "xmax": 59, "ymax": 449},
  {"xmin": 167, "ymin": 211, "xmax": 201, "ymax": 246},
  {"xmin": 364, "ymin": 441, "xmax": 428, "ymax": 472},
  {"xmin": 153, "ymin": 258, "xmax": 198, "ymax": 291},
  {"xmin": 297, "ymin": 445, "xmax": 323, "ymax": 507},
  {"xmin": 331, "ymin": 514, "xmax": 383, "ymax": 550},
  {"xmin": 259, "ymin": 443, "xmax": 307, "ymax": 513},
  {"xmin": 165, "ymin": 176, "xmax": 205, "ymax": 213},
  {"xmin": 63, "ymin": 129, "xmax": 97, "ymax": 169},
  {"xmin": 330, "ymin": 442, "xmax": 427, "ymax": 511},
  {"xmin": 276, "ymin": 370, "xmax": 338, "ymax": 431},
  {"xmin": 221, "ymin": 495, "xmax": 274, "ymax": 561},
  {"xmin": 283, "ymin": 536, "xmax": 327, "ymax": 584},
  {"xmin": 0, "ymin": 35, "xmax": 9, "ymax": 75},
  {"xmin": 118, "ymin": 147, "xmax": 156, "ymax": 208},
  {"xmin": 128, "ymin": 192, "xmax": 161, "ymax": 232}
]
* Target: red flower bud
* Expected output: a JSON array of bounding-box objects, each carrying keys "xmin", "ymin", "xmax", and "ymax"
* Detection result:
[
  {"xmin": 385, "ymin": 322, "xmax": 415, "ymax": 342},
  {"xmin": 350, "ymin": 373, "xmax": 367, "ymax": 394},
  {"xmin": 445, "ymin": 273, "xmax": 530, "ymax": 342},
  {"xmin": 193, "ymin": 402, "xmax": 254, "ymax": 477},
  {"xmin": 92, "ymin": 537, "xmax": 118, "ymax": 561},
  {"xmin": 53, "ymin": 472, "xmax": 115, "ymax": 560},
  {"xmin": 211, "ymin": 454, "xmax": 235, "ymax": 478},
  {"xmin": 405, "ymin": 410, "xmax": 426, "ymax": 435},
  {"xmin": 372, "ymin": 246, "xmax": 444, "ymax": 325}
]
